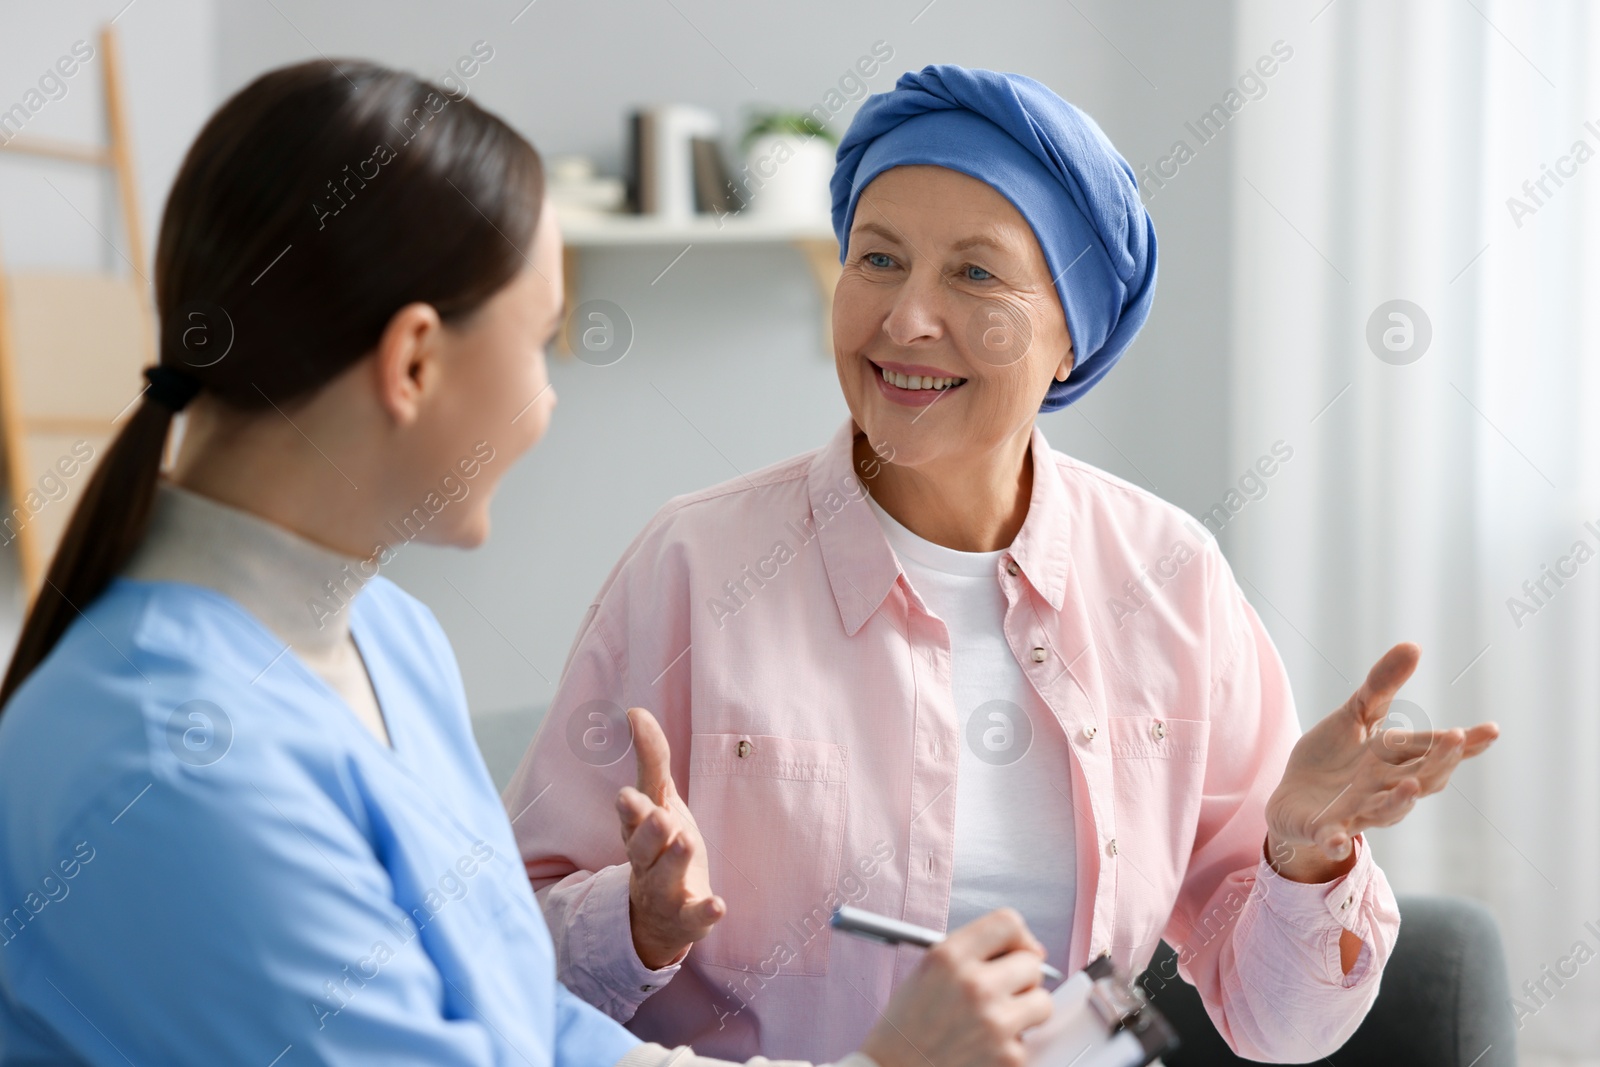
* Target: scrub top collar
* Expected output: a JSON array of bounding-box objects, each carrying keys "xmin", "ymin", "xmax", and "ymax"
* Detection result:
[{"xmin": 122, "ymin": 479, "xmax": 372, "ymax": 654}]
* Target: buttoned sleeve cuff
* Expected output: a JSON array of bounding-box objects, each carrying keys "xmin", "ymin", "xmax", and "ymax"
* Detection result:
[
  {"xmin": 1251, "ymin": 833, "xmax": 1388, "ymax": 987},
  {"xmin": 573, "ymin": 862, "xmax": 686, "ymax": 1020}
]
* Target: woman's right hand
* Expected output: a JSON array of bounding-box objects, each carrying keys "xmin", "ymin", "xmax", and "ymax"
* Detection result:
[
  {"xmin": 859, "ymin": 909, "xmax": 1054, "ymax": 1067},
  {"xmin": 616, "ymin": 707, "xmax": 725, "ymax": 970}
]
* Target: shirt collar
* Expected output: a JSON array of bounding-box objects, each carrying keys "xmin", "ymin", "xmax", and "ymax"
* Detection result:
[
  {"xmin": 809, "ymin": 419, "xmax": 1072, "ymax": 636},
  {"xmin": 1008, "ymin": 422, "xmax": 1072, "ymax": 612},
  {"xmin": 808, "ymin": 420, "xmax": 901, "ymax": 637}
]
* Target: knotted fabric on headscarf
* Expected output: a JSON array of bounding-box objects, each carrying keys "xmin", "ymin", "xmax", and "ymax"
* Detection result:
[{"xmin": 831, "ymin": 64, "xmax": 1158, "ymax": 411}]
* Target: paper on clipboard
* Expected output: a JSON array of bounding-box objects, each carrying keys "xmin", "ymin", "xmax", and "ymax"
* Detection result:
[{"xmin": 1021, "ymin": 967, "xmax": 1176, "ymax": 1067}]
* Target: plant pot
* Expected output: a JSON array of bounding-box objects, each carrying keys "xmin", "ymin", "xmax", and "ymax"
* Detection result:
[{"xmin": 741, "ymin": 133, "xmax": 834, "ymax": 222}]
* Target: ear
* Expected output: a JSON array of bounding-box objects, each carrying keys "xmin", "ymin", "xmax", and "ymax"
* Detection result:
[
  {"xmin": 1054, "ymin": 343, "xmax": 1075, "ymax": 383},
  {"xmin": 372, "ymin": 302, "xmax": 444, "ymax": 426}
]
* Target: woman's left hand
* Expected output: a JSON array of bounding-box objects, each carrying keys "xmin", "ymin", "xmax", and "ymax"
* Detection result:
[{"xmin": 1264, "ymin": 642, "xmax": 1499, "ymax": 882}]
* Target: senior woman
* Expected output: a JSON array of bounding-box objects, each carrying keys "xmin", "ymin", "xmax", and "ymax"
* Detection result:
[{"xmin": 507, "ymin": 65, "xmax": 1497, "ymax": 1064}]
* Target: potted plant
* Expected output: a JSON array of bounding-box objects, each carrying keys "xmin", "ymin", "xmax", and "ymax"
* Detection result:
[{"xmin": 738, "ymin": 111, "xmax": 838, "ymax": 221}]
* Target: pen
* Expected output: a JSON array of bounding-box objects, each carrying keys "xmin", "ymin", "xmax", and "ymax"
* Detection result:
[{"xmin": 830, "ymin": 904, "xmax": 1066, "ymax": 983}]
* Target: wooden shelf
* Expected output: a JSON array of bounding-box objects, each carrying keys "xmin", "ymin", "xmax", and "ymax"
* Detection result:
[{"xmin": 556, "ymin": 211, "xmax": 840, "ymax": 356}]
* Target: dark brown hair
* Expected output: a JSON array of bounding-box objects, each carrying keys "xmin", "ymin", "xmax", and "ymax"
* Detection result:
[{"xmin": 0, "ymin": 59, "xmax": 544, "ymax": 708}]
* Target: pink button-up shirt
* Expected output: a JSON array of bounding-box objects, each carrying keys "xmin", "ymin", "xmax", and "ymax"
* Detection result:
[{"xmin": 505, "ymin": 420, "xmax": 1400, "ymax": 1064}]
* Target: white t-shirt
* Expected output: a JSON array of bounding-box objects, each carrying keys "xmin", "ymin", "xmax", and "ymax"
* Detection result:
[{"xmin": 866, "ymin": 495, "xmax": 1077, "ymax": 970}]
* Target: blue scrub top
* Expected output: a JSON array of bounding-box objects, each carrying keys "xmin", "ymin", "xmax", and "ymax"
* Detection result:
[{"xmin": 0, "ymin": 576, "xmax": 641, "ymax": 1066}]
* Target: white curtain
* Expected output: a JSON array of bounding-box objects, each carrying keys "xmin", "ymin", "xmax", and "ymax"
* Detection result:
[{"xmin": 1228, "ymin": 1, "xmax": 1600, "ymax": 1061}]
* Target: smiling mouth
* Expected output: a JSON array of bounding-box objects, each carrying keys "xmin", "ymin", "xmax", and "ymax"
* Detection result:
[{"xmin": 871, "ymin": 361, "xmax": 968, "ymax": 391}]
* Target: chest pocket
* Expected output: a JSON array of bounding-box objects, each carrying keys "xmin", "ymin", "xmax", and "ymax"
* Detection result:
[
  {"xmin": 1107, "ymin": 714, "xmax": 1208, "ymax": 763},
  {"xmin": 1105, "ymin": 715, "xmax": 1210, "ymax": 952},
  {"xmin": 1106, "ymin": 714, "xmax": 1209, "ymax": 840},
  {"xmin": 686, "ymin": 733, "xmax": 848, "ymax": 976}
]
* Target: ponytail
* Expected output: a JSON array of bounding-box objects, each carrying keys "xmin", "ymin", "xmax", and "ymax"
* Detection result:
[{"xmin": 0, "ymin": 394, "xmax": 175, "ymax": 706}]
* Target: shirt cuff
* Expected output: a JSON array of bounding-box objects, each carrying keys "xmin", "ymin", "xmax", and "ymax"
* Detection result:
[
  {"xmin": 1256, "ymin": 834, "xmax": 1374, "ymax": 926},
  {"xmin": 578, "ymin": 862, "xmax": 686, "ymax": 1019},
  {"xmin": 1253, "ymin": 834, "xmax": 1380, "ymax": 984}
]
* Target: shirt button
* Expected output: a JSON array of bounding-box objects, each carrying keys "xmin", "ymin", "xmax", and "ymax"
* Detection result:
[
  {"xmin": 736, "ymin": 740, "xmax": 752, "ymax": 758},
  {"xmin": 1030, "ymin": 647, "xmax": 1048, "ymax": 662},
  {"xmin": 1082, "ymin": 724, "xmax": 1097, "ymax": 740},
  {"xmin": 640, "ymin": 984, "xmax": 655, "ymax": 992},
  {"xmin": 1151, "ymin": 720, "xmax": 1166, "ymax": 740},
  {"xmin": 1107, "ymin": 838, "xmax": 1118, "ymax": 857},
  {"xmin": 1340, "ymin": 894, "xmax": 1353, "ymax": 910},
  {"xmin": 1006, "ymin": 559, "xmax": 1020, "ymax": 576}
]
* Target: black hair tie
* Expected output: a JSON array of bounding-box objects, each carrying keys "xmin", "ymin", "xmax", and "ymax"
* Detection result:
[{"xmin": 144, "ymin": 365, "xmax": 203, "ymax": 412}]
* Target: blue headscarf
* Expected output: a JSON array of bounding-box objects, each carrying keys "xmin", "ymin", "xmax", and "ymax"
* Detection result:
[{"xmin": 831, "ymin": 65, "xmax": 1158, "ymax": 412}]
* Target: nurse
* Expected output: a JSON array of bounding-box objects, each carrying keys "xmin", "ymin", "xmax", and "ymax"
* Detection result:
[
  {"xmin": 0, "ymin": 60, "xmax": 1050, "ymax": 1067},
  {"xmin": 507, "ymin": 65, "xmax": 1501, "ymax": 1064}
]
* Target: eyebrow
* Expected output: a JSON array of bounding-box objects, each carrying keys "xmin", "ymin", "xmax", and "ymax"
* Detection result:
[
  {"xmin": 852, "ymin": 220, "xmax": 906, "ymax": 245},
  {"xmin": 853, "ymin": 219, "xmax": 1018, "ymax": 258},
  {"xmin": 950, "ymin": 234, "xmax": 1015, "ymax": 255}
]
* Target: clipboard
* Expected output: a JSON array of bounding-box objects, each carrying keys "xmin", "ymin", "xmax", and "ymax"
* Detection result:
[{"xmin": 1022, "ymin": 954, "xmax": 1179, "ymax": 1067}]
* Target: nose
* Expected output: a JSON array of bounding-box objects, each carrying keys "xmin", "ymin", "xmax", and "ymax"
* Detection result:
[{"xmin": 880, "ymin": 264, "xmax": 947, "ymax": 348}]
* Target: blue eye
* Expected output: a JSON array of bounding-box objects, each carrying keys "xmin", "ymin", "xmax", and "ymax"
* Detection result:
[
  {"xmin": 965, "ymin": 264, "xmax": 993, "ymax": 281},
  {"xmin": 865, "ymin": 252, "xmax": 895, "ymax": 269}
]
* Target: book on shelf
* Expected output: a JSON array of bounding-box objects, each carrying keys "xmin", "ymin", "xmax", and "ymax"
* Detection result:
[
  {"xmin": 691, "ymin": 136, "xmax": 742, "ymax": 216},
  {"xmin": 627, "ymin": 105, "xmax": 739, "ymax": 221},
  {"xmin": 626, "ymin": 109, "xmax": 656, "ymax": 215}
]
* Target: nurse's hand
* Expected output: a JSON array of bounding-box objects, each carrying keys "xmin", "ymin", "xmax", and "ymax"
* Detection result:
[
  {"xmin": 1265, "ymin": 642, "xmax": 1500, "ymax": 882},
  {"xmin": 859, "ymin": 909, "xmax": 1054, "ymax": 1067},
  {"xmin": 616, "ymin": 706, "xmax": 725, "ymax": 970}
]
